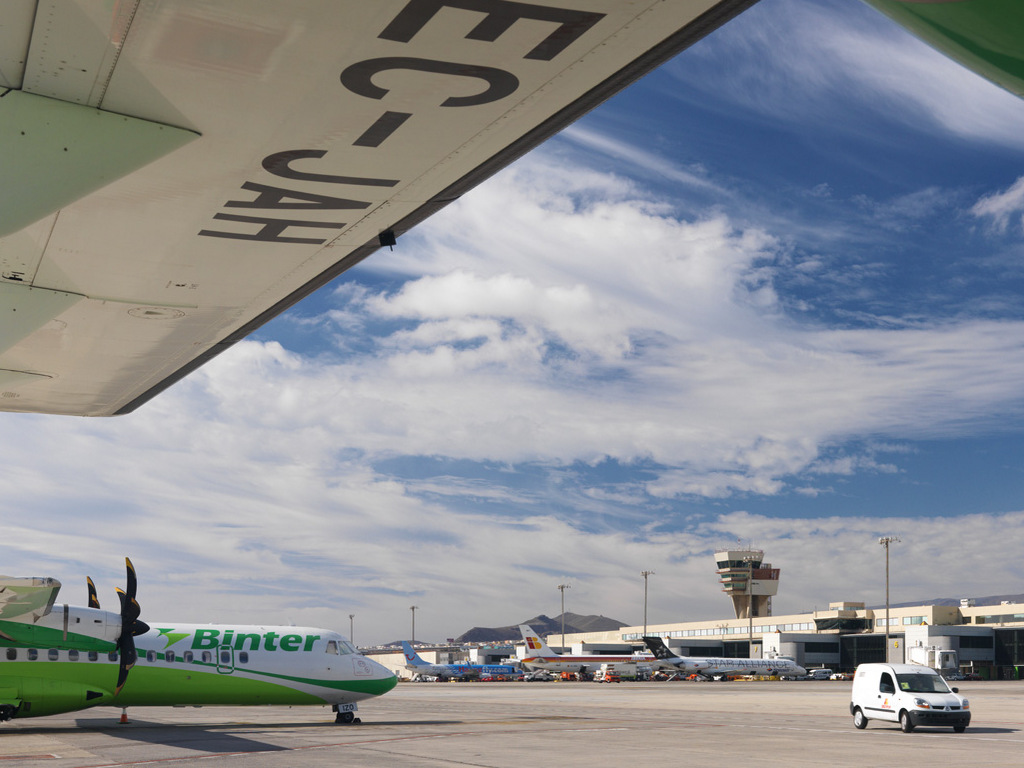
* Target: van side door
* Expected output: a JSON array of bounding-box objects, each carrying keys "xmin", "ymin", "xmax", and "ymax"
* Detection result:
[{"xmin": 875, "ymin": 671, "xmax": 899, "ymax": 722}]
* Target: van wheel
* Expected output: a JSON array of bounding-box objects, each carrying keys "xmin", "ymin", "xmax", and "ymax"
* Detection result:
[
  {"xmin": 899, "ymin": 711, "xmax": 914, "ymax": 733},
  {"xmin": 953, "ymin": 725, "xmax": 966, "ymax": 733},
  {"xmin": 853, "ymin": 708, "xmax": 867, "ymax": 729}
]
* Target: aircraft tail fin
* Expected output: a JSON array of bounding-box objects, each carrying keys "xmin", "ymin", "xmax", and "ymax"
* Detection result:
[
  {"xmin": 519, "ymin": 624, "xmax": 555, "ymax": 655},
  {"xmin": 400, "ymin": 640, "xmax": 428, "ymax": 666},
  {"xmin": 643, "ymin": 636, "xmax": 675, "ymax": 660}
]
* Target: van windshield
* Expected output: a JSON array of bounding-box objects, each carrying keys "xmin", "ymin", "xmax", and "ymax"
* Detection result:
[{"xmin": 895, "ymin": 673, "xmax": 951, "ymax": 694}]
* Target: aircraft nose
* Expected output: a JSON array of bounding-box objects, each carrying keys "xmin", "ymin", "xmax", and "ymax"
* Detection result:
[{"xmin": 367, "ymin": 658, "xmax": 398, "ymax": 694}]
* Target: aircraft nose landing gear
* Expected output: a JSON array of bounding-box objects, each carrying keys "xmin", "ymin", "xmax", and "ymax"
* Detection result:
[{"xmin": 332, "ymin": 704, "xmax": 361, "ymax": 724}]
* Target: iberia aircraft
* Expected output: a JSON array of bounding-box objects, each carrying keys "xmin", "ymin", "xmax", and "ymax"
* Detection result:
[
  {"xmin": 643, "ymin": 636, "xmax": 807, "ymax": 679},
  {"xmin": 518, "ymin": 625, "xmax": 649, "ymax": 673},
  {"xmin": 0, "ymin": 560, "xmax": 396, "ymax": 725},
  {"xmin": 1, "ymin": 1, "xmax": 1021, "ymax": 417}
]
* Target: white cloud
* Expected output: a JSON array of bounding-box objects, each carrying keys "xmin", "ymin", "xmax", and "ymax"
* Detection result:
[
  {"xmin": 972, "ymin": 176, "xmax": 1024, "ymax": 233},
  {"xmin": 4, "ymin": 498, "xmax": 1018, "ymax": 644},
  {"xmin": 4, "ymin": 15, "xmax": 1024, "ymax": 644},
  {"xmin": 669, "ymin": 0, "xmax": 1024, "ymax": 148}
]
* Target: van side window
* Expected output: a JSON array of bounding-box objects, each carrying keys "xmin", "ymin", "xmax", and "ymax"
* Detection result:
[{"xmin": 879, "ymin": 672, "xmax": 896, "ymax": 694}]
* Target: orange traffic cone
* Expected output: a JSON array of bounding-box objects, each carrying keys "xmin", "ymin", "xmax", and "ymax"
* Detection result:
[{"xmin": 119, "ymin": 708, "xmax": 129, "ymax": 724}]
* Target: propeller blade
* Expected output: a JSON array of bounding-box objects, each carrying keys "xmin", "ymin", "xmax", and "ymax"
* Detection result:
[
  {"xmin": 124, "ymin": 557, "xmax": 138, "ymax": 601},
  {"xmin": 115, "ymin": 640, "xmax": 135, "ymax": 694},
  {"xmin": 114, "ymin": 559, "xmax": 145, "ymax": 696},
  {"xmin": 116, "ymin": 588, "xmax": 141, "ymax": 625},
  {"xmin": 86, "ymin": 577, "xmax": 100, "ymax": 609}
]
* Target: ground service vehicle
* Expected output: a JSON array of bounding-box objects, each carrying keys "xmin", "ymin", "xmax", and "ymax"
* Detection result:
[
  {"xmin": 850, "ymin": 663, "xmax": 970, "ymax": 733},
  {"xmin": 594, "ymin": 664, "xmax": 622, "ymax": 683}
]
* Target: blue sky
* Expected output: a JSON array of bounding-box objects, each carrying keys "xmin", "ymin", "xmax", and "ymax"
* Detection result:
[{"xmin": 5, "ymin": 0, "xmax": 1024, "ymax": 644}]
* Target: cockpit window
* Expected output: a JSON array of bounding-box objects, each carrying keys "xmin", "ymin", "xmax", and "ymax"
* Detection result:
[
  {"xmin": 326, "ymin": 640, "xmax": 340, "ymax": 655},
  {"xmin": 340, "ymin": 641, "xmax": 357, "ymax": 655}
]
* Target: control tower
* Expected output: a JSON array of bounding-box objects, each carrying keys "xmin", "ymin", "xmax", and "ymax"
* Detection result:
[{"xmin": 714, "ymin": 548, "xmax": 780, "ymax": 619}]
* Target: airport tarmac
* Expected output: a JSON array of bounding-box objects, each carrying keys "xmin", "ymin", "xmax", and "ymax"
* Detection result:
[{"xmin": 3, "ymin": 680, "xmax": 1024, "ymax": 767}]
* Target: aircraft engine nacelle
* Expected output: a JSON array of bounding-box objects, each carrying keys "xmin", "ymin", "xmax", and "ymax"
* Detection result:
[
  {"xmin": 4, "ymin": 676, "xmax": 114, "ymax": 718},
  {"xmin": 29, "ymin": 605, "xmax": 122, "ymax": 649}
]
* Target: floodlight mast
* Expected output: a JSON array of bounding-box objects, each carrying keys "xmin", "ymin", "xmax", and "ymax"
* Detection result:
[
  {"xmin": 740, "ymin": 554, "xmax": 759, "ymax": 652},
  {"xmin": 641, "ymin": 570, "xmax": 655, "ymax": 637},
  {"xmin": 879, "ymin": 536, "xmax": 901, "ymax": 659},
  {"xmin": 557, "ymin": 583, "xmax": 571, "ymax": 651}
]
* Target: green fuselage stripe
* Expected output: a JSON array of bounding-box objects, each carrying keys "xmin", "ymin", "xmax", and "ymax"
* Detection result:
[{"xmin": 0, "ymin": 657, "xmax": 396, "ymax": 718}]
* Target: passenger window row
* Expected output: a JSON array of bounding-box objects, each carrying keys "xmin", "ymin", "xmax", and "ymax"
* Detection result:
[{"xmin": 4, "ymin": 648, "xmax": 249, "ymax": 664}]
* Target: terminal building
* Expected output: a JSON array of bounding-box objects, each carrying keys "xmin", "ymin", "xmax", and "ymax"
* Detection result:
[
  {"xmin": 365, "ymin": 548, "xmax": 1024, "ymax": 680},
  {"xmin": 521, "ymin": 549, "xmax": 1024, "ymax": 680}
]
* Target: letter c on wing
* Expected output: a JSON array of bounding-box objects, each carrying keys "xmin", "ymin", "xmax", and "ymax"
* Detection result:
[{"xmin": 341, "ymin": 56, "xmax": 519, "ymax": 107}]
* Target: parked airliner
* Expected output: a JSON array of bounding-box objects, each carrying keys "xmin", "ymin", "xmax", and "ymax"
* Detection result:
[
  {"xmin": 644, "ymin": 636, "xmax": 807, "ymax": 679},
  {"xmin": 519, "ymin": 625, "xmax": 649, "ymax": 673},
  {"xmin": 0, "ymin": 560, "xmax": 396, "ymax": 724}
]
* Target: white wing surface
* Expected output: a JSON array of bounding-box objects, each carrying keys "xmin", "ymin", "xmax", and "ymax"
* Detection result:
[{"xmin": 0, "ymin": 0, "xmax": 758, "ymax": 416}]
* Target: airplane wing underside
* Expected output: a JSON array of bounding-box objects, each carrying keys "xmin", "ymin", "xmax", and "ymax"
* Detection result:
[
  {"xmin": 0, "ymin": 576, "xmax": 60, "ymax": 623},
  {"xmin": 0, "ymin": 0, "xmax": 758, "ymax": 416}
]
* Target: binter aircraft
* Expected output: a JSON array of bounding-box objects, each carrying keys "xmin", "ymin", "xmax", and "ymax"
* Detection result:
[
  {"xmin": 1, "ymin": 1, "xmax": 1022, "ymax": 417},
  {"xmin": 0, "ymin": 559, "xmax": 396, "ymax": 725}
]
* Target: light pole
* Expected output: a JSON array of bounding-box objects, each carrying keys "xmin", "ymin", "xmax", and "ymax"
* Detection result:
[
  {"xmin": 741, "ymin": 555, "xmax": 757, "ymax": 653},
  {"xmin": 557, "ymin": 583, "xmax": 571, "ymax": 651},
  {"xmin": 410, "ymin": 605, "xmax": 419, "ymax": 644},
  {"xmin": 879, "ymin": 536, "xmax": 900, "ymax": 660},
  {"xmin": 641, "ymin": 570, "xmax": 654, "ymax": 637},
  {"xmin": 349, "ymin": 614, "xmax": 354, "ymax": 646}
]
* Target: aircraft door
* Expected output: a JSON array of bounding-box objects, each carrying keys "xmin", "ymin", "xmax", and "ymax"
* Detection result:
[{"xmin": 217, "ymin": 645, "xmax": 235, "ymax": 674}]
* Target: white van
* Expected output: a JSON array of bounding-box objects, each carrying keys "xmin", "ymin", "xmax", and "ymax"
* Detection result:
[
  {"xmin": 849, "ymin": 663, "xmax": 970, "ymax": 733},
  {"xmin": 807, "ymin": 669, "xmax": 832, "ymax": 680}
]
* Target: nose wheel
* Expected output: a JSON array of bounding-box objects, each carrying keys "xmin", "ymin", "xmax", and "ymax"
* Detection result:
[{"xmin": 332, "ymin": 705, "xmax": 361, "ymax": 724}]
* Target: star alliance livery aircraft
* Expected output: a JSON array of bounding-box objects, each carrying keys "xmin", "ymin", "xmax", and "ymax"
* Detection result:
[
  {"xmin": 643, "ymin": 636, "xmax": 807, "ymax": 679},
  {"xmin": 0, "ymin": 1, "xmax": 1021, "ymax": 416},
  {"xmin": 0, "ymin": 560, "xmax": 396, "ymax": 725}
]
